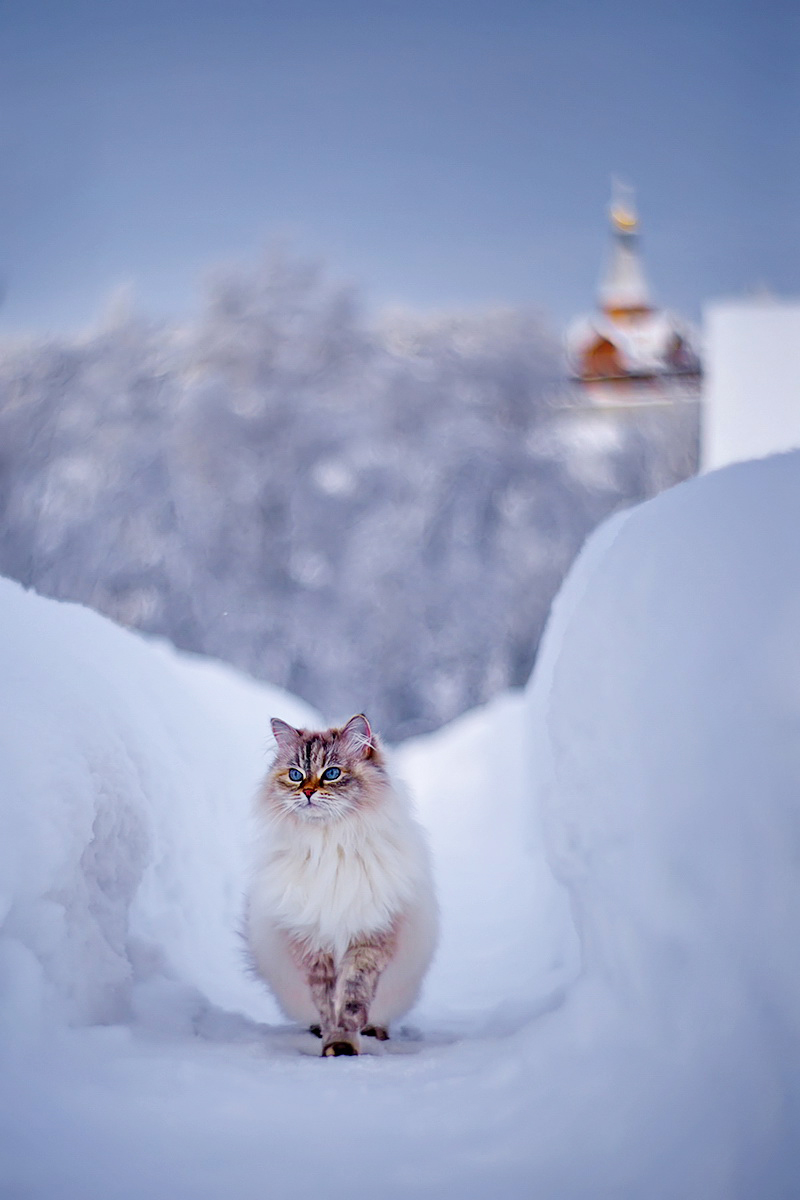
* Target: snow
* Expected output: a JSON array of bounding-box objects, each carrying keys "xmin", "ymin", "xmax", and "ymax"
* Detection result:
[
  {"xmin": 702, "ymin": 299, "xmax": 800, "ymax": 470},
  {"xmin": 0, "ymin": 579, "xmax": 318, "ymax": 1039},
  {"xmin": 3, "ymin": 450, "xmax": 800, "ymax": 1196}
]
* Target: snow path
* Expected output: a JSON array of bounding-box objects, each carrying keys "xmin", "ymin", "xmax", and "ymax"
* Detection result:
[
  {"xmin": 0, "ymin": 573, "xmax": 578, "ymax": 1198},
  {"xmin": 3, "ymin": 451, "xmax": 800, "ymax": 1196}
]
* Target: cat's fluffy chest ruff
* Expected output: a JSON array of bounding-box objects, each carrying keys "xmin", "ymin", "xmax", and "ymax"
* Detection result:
[{"xmin": 255, "ymin": 803, "xmax": 422, "ymax": 959}]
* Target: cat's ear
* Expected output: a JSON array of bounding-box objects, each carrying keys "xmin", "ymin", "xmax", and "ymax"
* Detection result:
[
  {"xmin": 338, "ymin": 714, "xmax": 374, "ymax": 759},
  {"xmin": 271, "ymin": 718, "xmax": 301, "ymax": 754}
]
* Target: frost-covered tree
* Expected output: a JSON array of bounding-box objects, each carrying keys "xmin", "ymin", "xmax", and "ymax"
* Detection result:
[{"xmin": 0, "ymin": 250, "xmax": 699, "ymax": 739}]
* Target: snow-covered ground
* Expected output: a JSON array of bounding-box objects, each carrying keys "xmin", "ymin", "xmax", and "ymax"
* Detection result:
[{"xmin": 2, "ymin": 451, "xmax": 800, "ymax": 1198}]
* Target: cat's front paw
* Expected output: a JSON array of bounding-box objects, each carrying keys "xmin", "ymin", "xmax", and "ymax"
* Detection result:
[
  {"xmin": 322, "ymin": 1031, "xmax": 361, "ymax": 1057},
  {"xmin": 362, "ymin": 1025, "xmax": 389, "ymax": 1041}
]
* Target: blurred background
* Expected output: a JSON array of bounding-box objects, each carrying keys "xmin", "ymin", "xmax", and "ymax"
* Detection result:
[{"xmin": 0, "ymin": 0, "xmax": 796, "ymax": 739}]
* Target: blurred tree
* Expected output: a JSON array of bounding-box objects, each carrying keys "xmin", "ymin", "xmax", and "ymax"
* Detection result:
[{"xmin": 0, "ymin": 249, "xmax": 698, "ymax": 739}]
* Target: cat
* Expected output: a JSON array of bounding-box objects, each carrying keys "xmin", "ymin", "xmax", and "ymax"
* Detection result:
[{"xmin": 245, "ymin": 713, "xmax": 438, "ymax": 1056}]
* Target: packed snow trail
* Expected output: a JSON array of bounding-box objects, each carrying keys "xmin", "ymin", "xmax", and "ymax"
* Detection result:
[{"xmin": 2, "ymin": 452, "xmax": 800, "ymax": 1197}]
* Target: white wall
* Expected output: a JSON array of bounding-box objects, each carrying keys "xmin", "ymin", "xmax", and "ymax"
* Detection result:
[{"xmin": 702, "ymin": 299, "xmax": 800, "ymax": 471}]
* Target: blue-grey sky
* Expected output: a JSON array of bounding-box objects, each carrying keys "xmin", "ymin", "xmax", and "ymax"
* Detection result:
[{"xmin": 1, "ymin": 0, "xmax": 797, "ymax": 333}]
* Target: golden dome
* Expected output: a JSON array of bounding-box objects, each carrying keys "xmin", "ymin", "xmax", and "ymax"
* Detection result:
[{"xmin": 611, "ymin": 206, "xmax": 638, "ymax": 232}]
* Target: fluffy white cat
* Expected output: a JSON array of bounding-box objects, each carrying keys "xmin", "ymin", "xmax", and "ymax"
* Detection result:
[{"xmin": 246, "ymin": 713, "xmax": 438, "ymax": 1056}]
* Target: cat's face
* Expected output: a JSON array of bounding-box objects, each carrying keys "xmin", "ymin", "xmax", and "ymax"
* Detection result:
[{"xmin": 265, "ymin": 714, "xmax": 387, "ymax": 823}]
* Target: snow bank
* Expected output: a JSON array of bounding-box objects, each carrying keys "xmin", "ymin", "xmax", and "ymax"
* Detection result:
[
  {"xmin": 528, "ymin": 449, "xmax": 800, "ymax": 1195},
  {"xmin": 3, "ymin": 450, "xmax": 800, "ymax": 1198},
  {"xmin": 0, "ymin": 576, "xmax": 316, "ymax": 1044},
  {"xmin": 400, "ymin": 693, "xmax": 578, "ymax": 1029}
]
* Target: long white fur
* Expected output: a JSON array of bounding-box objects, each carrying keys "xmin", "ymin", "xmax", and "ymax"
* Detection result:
[{"xmin": 246, "ymin": 765, "xmax": 438, "ymax": 1027}]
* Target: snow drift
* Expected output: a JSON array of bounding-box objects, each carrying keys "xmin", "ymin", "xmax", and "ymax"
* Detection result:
[
  {"xmin": 0, "ymin": 578, "xmax": 318, "ymax": 1041},
  {"xmin": 527, "ymin": 449, "xmax": 800, "ymax": 1197},
  {"xmin": 2, "ymin": 450, "xmax": 800, "ymax": 1198}
]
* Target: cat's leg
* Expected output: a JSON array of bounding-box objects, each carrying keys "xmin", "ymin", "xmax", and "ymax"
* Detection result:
[
  {"xmin": 289, "ymin": 942, "xmax": 336, "ymax": 1035},
  {"xmin": 361, "ymin": 1025, "xmax": 389, "ymax": 1040},
  {"xmin": 306, "ymin": 951, "xmax": 337, "ymax": 1032},
  {"xmin": 322, "ymin": 929, "xmax": 397, "ymax": 1057}
]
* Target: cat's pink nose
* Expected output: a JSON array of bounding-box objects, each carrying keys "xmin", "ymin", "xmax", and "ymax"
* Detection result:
[{"xmin": 303, "ymin": 787, "xmax": 316, "ymax": 799}]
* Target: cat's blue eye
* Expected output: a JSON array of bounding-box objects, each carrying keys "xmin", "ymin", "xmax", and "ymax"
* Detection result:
[
  {"xmin": 322, "ymin": 767, "xmax": 341, "ymax": 781},
  {"xmin": 288, "ymin": 768, "xmax": 303, "ymax": 783}
]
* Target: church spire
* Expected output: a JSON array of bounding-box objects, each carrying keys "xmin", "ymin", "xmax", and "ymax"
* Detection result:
[
  {"xmin": 565, "ymin": 184, "xmax": 702, "ymax": 392},
  {"xmin": 598, "ymin": 180, "xmax": 651, "ymax": 320}
]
